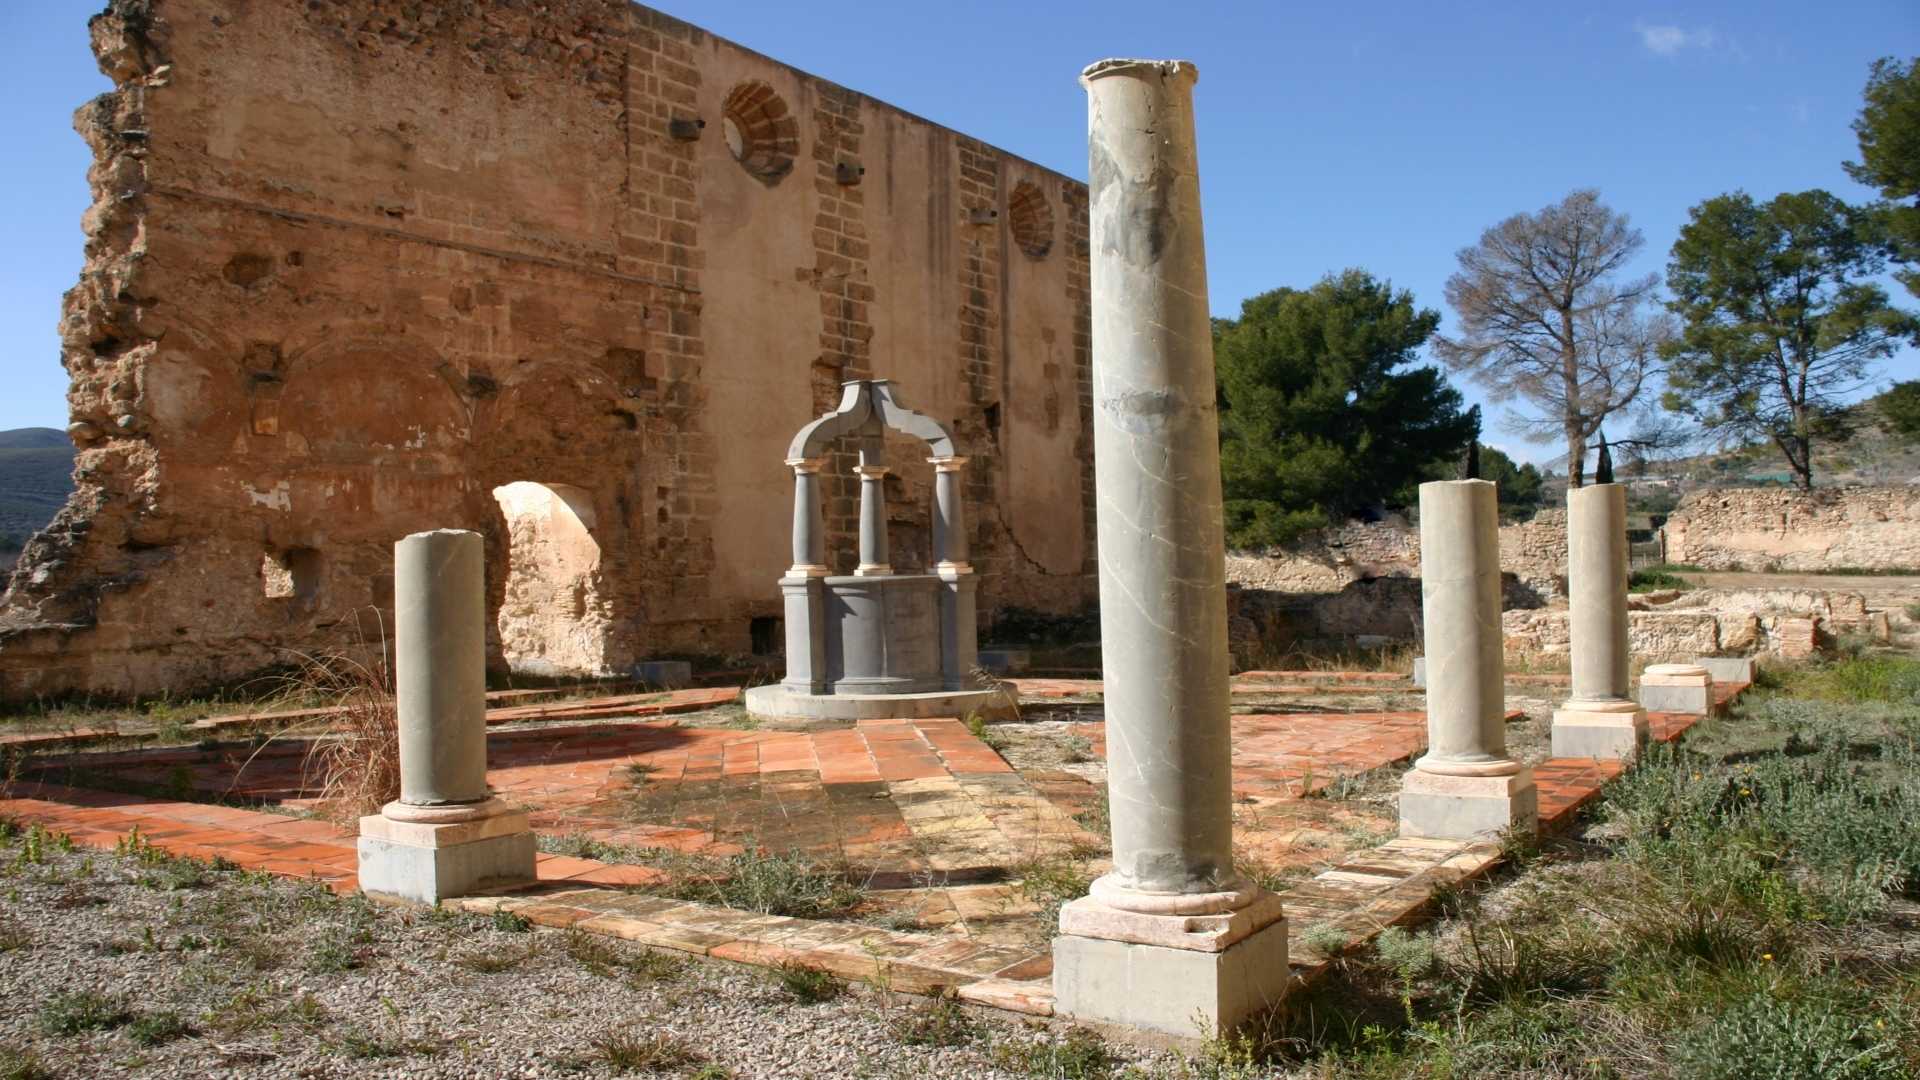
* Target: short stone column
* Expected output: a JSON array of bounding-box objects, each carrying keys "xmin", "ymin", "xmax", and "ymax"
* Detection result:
[
  {"xmin": 1052, "ymin": 57, "xmax": 1288, "ymax": 1040},
  {"xmin": 1640, "ymin": 662, "xmax": 1713, "ymax": 715},
  {"xmin": 854, "ymin": 462, "xmax": 892, "ymax": 576},
  {"xmin": 358, "ymin": 529, "xmax": 535, "ymax": 904},
  {"xmin": 1400, "ymin": 481, "xmax": 1538, "ymax": 840},
  {"xmin": 786, "ymin": 457, "xmax": 829, "ymax": 577},
  {"xmin": 929, "ymin": 456, "xmax": 970, "ymax": 570},
  {"xmin": 1551, "ymin": 484, "xmax": 1648, "ymax": 759}
]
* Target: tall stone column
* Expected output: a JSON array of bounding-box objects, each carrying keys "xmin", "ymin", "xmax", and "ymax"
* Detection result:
[
  {"xmin": 787, "ymin": 457, "xmax": 829, "ymax": 576},
  {"xmin": 854, "ymin": 460, "xmax": 892, "ymax": 576},
  {"xmin": 358, "ymin": 529, "xmax": 534, "ymax": 904},
  {"xmin": 1052, "ymin": 58, "xmax": 1288, "ymax": 1040},
  {"xmin": 1551, "ymin": 483, "xmax": 1648, "ymax": 759},
  {"xmin": 1400, "ymin": 481, "xmax": 1538, "ymax": 839}
]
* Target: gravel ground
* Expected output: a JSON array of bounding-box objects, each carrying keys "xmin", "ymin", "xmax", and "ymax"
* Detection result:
[{"xmin": 0, "ymin": 831, "xmax": 1205, "ymax": 1080}]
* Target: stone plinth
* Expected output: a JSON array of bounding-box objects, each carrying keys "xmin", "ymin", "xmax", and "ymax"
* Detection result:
[
  {"xmin": 359, "ymin": 799, "xmax": 538, "ymax": 905},
  {"xmin": 359, "ymin": 529, "xmax": 533, "ymax": 905},
  {"xmin": 1639, "ymin": 663, "xmax": 1713, "ymax": 714},
  {"xmin": 1696, "ymin": 656, "xmax": 1756, "ymax": 685},
  {"xmin": 1552, "ymin": 699, "xmax": 1649, "ymax": 760},
  {"xmin": 1400, "ymin": 480, "xmax": 1536, "ymax": 841},
  {"xmin": 1054, "ymin": 917, "xmax": 1290, "ymax": 1039}
]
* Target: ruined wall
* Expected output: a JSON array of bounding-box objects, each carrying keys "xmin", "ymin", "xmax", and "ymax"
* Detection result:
[
  {"xmin": 1662, "ymin": 487, "xmax": 1920, "ymax": 571},
  {"xmin": 0, "ymin": 0, "xmax": 1095, "ymax": 700},
  {"xmin": 1224, "ymin": 511, "xmax": 1570, "ymax": 610}
]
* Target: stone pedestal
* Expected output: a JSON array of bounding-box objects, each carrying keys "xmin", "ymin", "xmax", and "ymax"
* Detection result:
[
  {"xmin": 1052, "ymin": 57, "xmax": 1286, "ymax": 1040},
  {"xmin": 1696, "ymin": 656, "xmax": 1755, "ymax": 685},
  {"xmin": 1400, "ymin": 481, "xmax": 1536, "ymax": 841},
  {"xmin": 359, "ymin": 529, "xmax": 534, "ymax": 905},
  {"xmin": 1639, "ymin": 662, "xmax": 1713, "ymax": 714},
  {"xmin": 1551, "ymin": 484, "xmax": 1647, "ymax": 760}
]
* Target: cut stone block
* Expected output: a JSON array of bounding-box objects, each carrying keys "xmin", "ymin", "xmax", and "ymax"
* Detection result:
[
  {"xmin": 1411, "ymin": 656, "xmax": 1426, "ymax": 687},
  {"xmin": 1638, "ymin": 663, "xmax": 1712, "ymax": 715},
  {"xmin": 1399, "ymin": 767, "xmax": 1537, "ymax": 841},
  {"xmin": 1550, "ymin": 701, "xmax": 1648, "ymax": 760},
  {"xmin": 1695, "ymin": 656, "xmax": 1755, "ymax": 685},
  {"xmin": 631, "ymin": 660, "xmax": 693, "ymax": 688},
  {"xmin": 1053, "ymin": 914, "xmax": 1289, "ymax": 1039},
  {"xmin": 358, "ymin": 803, "xmax": 535, "ymax": 905}
]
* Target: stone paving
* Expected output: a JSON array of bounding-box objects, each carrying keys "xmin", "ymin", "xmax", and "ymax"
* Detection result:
[{"xmin": 0, "ymin": 674, "xmax": 1745, "ymax": 1019}]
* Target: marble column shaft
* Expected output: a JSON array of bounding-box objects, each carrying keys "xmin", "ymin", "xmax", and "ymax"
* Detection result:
[
  {"xmin": 787, "ymin": 457, "xmax": 828, "ymax": 575},
  {"xmin": 1081, "ymin": 58, "xmax": 1236, "ymax": 903},
  {"xmin": 855, "ymin": 460, "xmax": 891, "ymax": 576},
  {"xmin": 1416, "ymin": 480, "xmax": 1511, "ymax": 772},
  {"xmin": 393, "ymin": 528, "xmax": 490, "ymax": 807},
  {"xmin": 1567, "ymin": 484, "xmax": 1633, "ymax": 700},
  {"xmin": 930, "ymin": 456, "xmax": 970, "ymax": 569}
]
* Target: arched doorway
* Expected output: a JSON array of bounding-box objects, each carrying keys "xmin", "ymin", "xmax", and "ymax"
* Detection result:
[{"xmin": 491, "ymin": 481, "xmax": 612, "ymax": 676}]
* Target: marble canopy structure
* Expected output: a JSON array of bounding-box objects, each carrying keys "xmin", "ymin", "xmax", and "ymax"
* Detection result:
[{"xmin": 743, "ymin": 380, "xmax": 1015, "ymax": 721}]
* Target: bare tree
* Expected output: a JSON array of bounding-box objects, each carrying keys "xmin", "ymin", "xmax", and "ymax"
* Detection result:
[{"xmin": 1434, "ymin": 190, "xmax": 1671, "ymax": 488}]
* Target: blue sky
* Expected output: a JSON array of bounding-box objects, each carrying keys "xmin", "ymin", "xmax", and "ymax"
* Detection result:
[{"xmin": 1, "ymin": 2, "xmax": 1915, "ymax": 465}]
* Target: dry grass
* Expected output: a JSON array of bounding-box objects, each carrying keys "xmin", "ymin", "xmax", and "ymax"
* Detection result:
[{"xmin": 249, "ymin": 642, "xmax": 401, "ymax": 826}]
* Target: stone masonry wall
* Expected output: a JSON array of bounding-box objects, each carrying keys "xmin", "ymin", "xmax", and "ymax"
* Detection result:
[
  {"xmin": 0, "ymin": 0, "xmax": 1096, "ymax": 701},
  {"xmin": 1662, "ymin": 487, "xmax": 1920, "ymax": 572}
]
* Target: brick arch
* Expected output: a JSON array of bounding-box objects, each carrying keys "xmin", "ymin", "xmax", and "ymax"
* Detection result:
[
  {"xmin": 1008, "ymin": 179, "xmax": 1054, "ymax": 259},
  {"xmin": 721, "ymin": 80, "xmax": 798, "ymax": 184}
]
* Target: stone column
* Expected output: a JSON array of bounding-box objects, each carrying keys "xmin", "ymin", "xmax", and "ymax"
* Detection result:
[
  {"xmin": 786, "ymin": 457, "xmax": 829, "ymax": 577},
  {"xmin": 358, "ymin": 529, "xmax": 534, "ymax": 904},
  {"xmin": 1052, "ymin": 58, "xmax": 1288, "ymax": 1040},
  {"xmin": 1399, "ymin": 481, "xmax": 1538, "ymax": 840},
  {"xmin": 854, "ymin": 461, "xmax": 892, "ymax": 576},
  {"xmin": 929, "ymin": 456, "xmax": 970, "ymax": 570},
  {"xmin": 1551, "ymin": 484, "xmax": 1648, "ymax": 759},
  {"xmin": 930, "ymin": 456, "xmax": 977, "ymax": 689}
]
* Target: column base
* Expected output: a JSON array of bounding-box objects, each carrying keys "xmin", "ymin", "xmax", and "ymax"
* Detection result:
[
  {"xmin": 1399, "ymin": 767, "xmax": 1537, "ymax": 841},
  {"xmin": 1551, "ymin": 701, "xmax": 1648, "ymax": 760},
  {"xmin": 1052, "ymin": 896, "xmax": 1289, "ymax": 1038},
  {"xmin": 1638, "ymin": 663, "xmax": 1713, "ymax": 715},
  {"xmin": 357, "ymin": 798, "xmax": 535, "ymax": 905}
]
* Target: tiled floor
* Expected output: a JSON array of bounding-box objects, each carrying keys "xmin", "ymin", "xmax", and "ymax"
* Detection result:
[{"xmin": 0, "ymin": 678, "xmax": 1746, "ymax": 1020}]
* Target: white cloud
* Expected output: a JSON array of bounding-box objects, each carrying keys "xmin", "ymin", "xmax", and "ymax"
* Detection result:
[{"xmin": 1634, "ymin": 20, "xmax": 1716, "ymax": 57}]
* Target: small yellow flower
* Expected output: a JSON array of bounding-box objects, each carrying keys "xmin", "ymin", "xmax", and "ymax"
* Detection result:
[
  {"xmin": 1761, "ymin": 953, "xmax": 1773, "ymax": 962},
  {"xmin": 1740, "ymin": 788, "xmax": 1752, "ymax": 796}
]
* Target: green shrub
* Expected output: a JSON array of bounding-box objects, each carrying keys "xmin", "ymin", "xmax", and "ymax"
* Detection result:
[
  {"xmin": 128, "ymin": 1010, "xmax": 194, "ymax": 1046},
  {"xmin": 1671, "ymin": 989, "xmax": 1904, "ymax": 1079},
  {"xmin": 1630, "ymin": 565, "xmax": 1693, "ymax": 590},
  {"xmin": 773, "ymin": 961, "xmax": 842, "ymax": 1004},
  {"xmin": 39, "ymin": 989, "xmax": 133, "ymax": 1035}
]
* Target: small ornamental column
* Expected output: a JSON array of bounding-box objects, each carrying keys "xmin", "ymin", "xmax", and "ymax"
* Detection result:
[
  {"xmin": 1399, "ymin": 481, "xmax": 1538, "ymax": 840},
  {"xmin": 1551, "ymin": 483, "xmax": 1648, "ymax": 759},
  {"xmin": 930, "ymin": 456, "xmax": 970, "ymax": 571},
  {"xmin": 358, "ymin": 529, "xmax": 534, "ymax": 904},
  {"xmin": 931, "ymin": 456, "xmax": 977, "ymax": 688},
  {"xmin": 1052, "ymin": 57, "xmax": 1289, "ymax": 1040},
  {"xmin": 786, "ymin": 457, "xmax": 829, "ymax": 577},
  {"xmin": 854, "ymin": 459, "xmax": 892, "ymax": 576}
]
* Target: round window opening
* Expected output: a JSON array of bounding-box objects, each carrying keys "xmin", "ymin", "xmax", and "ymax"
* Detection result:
[
  {"xmin": 721, "ymin": 81, "xmax": 797, "ymax": 185},
  {"xmin": 1009, "ymin": 180, "xmax": 1054, "ymax": 259}
]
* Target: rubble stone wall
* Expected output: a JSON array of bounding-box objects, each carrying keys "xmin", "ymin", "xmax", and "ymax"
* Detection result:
[
  {"xmin": 1224, "ymin": 510, "xmax": 1570, "ymax": 608},
  {"xmin": 0, "ymin": 0, "xmax": 1096, "ymax": 701},
  {"xmin": 1663, "ymin": 487, "xmax": 1920, "ymax": 571}
]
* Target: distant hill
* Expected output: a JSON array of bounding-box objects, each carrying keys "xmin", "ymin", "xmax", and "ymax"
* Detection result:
[
  {"xmin": 0, "ymin": 427, "xmax": 76, "ymax": 569},
  {"xmin": 1636, "ymin": 390, "xmax": 1920, "ymax": 491}
]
